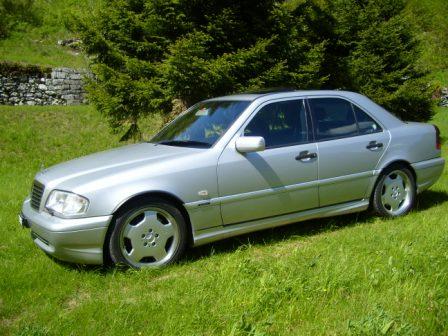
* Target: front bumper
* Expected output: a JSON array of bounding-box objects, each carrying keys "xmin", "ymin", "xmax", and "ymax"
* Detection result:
[{"xmin": 21, "ymin": 199, "xmax": 112, "ymax": 264}]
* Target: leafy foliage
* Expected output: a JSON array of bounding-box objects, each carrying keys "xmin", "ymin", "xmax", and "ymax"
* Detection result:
[
  {"xmin": 405, "ymin": 0, "xmax": 448, "ymax": 77},
  {"xmin": 0, "ymin": 60, "xmax": 51, "ymax": 77},
  {"xmin": 73, "ymin": 0, "xmax": 328, "ymax": 139},
  {"xmin": 74, "ymin": 0, "xmax": 433, "ymax": 139},
  {"xmin": 324, "ymin": 0, "xmax": 433, "ymax": 122},
  {"xmin": 0, "ymin": 0, "xmax": 41, "ymax": 38}
]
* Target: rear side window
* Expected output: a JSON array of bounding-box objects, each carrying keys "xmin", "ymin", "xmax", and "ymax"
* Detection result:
[
  {"xmin": 309, "ymin": 98, "xmax": 358, "ymax": 141},
  {"xmin": 353, "ymin": 105, "xmax": 382, "ymax": 135},
  {"xmin": 244, "ymin": 99, "xmax": 308, "ymax": 148}
]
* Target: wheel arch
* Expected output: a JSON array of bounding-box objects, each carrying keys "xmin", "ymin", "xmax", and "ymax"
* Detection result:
[
  {"xmin": 368, "ymin": 159, "xmax": 417, "ymax": 204},
  {"xmin": 103, "ymin": 191, "xmax": 193, "ymax": 264},
  {"xmin": 369, "ymin": 159, "xmax": 417, "ymax": 216},
  {"xmin": 377, "ymin": 159, "xmax": 417, "ymax": 183}
]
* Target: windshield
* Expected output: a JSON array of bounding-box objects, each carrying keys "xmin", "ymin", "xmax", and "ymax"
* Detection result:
[{"xmin": 151, "ymin": 100, "xmax": 250, "ymax": 148}]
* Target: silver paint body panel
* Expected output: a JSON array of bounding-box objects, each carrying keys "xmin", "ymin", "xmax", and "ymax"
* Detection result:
[
  {"xmin": 21, "ymin": 90, "xmax": 445, "ymax": 264},
  {"xmin": 22, "ymin": 198, "xmax": 111, "ymax": 264},
  {"xmin": 218, "ymin": 143, "xmax": 319, "ymax": 224}
]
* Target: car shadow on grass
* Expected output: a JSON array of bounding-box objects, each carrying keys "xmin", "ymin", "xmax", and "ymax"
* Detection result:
[
  {"xmin": 414, "ymin": 189, "xmax": 448, "ymax": 211},
  {"xmin": 51, "ymin": 190, "xmax": 448, "ymax": 272},
  {"xmin": 183, "ymin": 210, "xmax": 372, "ymax": 263},
  {"xmin": 183, "ymin": 189, "xmax": 448, "ymax": 263}
]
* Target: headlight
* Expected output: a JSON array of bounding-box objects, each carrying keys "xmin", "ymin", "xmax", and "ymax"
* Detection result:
[{"xmin": 45, "ymin": 190, "xmax": 89, "ymax": 217}]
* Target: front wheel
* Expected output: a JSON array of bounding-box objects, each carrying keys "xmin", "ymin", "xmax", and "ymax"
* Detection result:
[
  {"xmin": 372, "ymin": 165, "xmax": 416, "ymax": 217},
  {"xmin": 108, "ymin": 199, "xmax": 188, "ymax": 268}
]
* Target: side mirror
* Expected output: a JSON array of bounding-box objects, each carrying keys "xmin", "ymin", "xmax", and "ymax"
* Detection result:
[{"xmin": 235, "ymin": 136, "xmax": 265, "ymax": 153}]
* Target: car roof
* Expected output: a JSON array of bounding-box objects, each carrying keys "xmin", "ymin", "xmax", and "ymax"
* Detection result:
[
  {"xmin": 205, "ymin": 90, "xmax": 361, "ymax": 102},
  {"xmin": 205, "ymin": 89, "xmax": 404, "ymax": 129}
]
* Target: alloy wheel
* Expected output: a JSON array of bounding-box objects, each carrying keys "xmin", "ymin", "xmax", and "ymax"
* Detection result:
[
  {"xmin": 380, "ymin": 170, "xmax": 413, "ymax": 216},
  {"xmin": 119, "ymin": 207, "xmax": 179, "ymax": 267}
]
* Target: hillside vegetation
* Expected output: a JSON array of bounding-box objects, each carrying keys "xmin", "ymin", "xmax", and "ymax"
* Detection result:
[
  {"xmin": 405, "ymin": 0, "xmax": 448, "ymax": 86},
  {"xmin": 1, "ymin": 2, "xmax": 448, "ymax": 334},
  {"xmin": 0, "ymin": 0, "xmax": 446, "ymax": 86},
  {"xmin": 0, "ymin": 0, "xmax": 99, "ymax": 68},
  {"xmin": 0, "ymin": 105, "xmax": 447, "ymax": 334}
]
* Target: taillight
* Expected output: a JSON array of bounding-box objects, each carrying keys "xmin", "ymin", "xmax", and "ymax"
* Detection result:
[{"xmin": 434, "ymin": 125, "xmax": 441, "ymax": 150}]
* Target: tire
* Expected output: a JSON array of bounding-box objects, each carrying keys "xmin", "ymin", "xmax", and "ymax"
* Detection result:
[
  {"xmin": 371, "ymin": 164, "xmax": 416, "ymax": 217},
  {"xmin": 108, "ymin": 198, "xmax": 188, "ymax": 268}
]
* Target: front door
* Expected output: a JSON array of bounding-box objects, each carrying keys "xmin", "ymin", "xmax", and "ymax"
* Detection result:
[
  {"xmin": 307, "ymin": 97, "xmax": 391, "ymax": 206},
  {"xmin": 217, "ymin": 98, "xmax": 319, "ymax": 225}
]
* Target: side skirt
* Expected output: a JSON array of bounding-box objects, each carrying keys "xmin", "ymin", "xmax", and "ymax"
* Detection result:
[{"xmin": 192, "ymin": 199, "xmax": 369, "ymax": 247}]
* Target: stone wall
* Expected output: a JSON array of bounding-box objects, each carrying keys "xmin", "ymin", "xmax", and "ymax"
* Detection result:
[
  {"xmin": 0, "ymin": 65, "xmax": 88, "ymax": 105},
  {"xmin": 439, "ymin": 87, "xmax": 448, "ymax": 107}
]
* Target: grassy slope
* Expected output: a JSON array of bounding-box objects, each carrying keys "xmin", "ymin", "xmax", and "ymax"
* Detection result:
[
  {"xmin": 0, "ymin": 0, "xmax": 447, "ymax": 76},
  {"xmin": 0, "ymin": 0, "xmax": 447, "ymax": 335},
  {"xmin": 0, "ymin": 106, "xmax": 447, "ymax": 335},
  {"xmin": 405, "ymin": 0, "xmax": 448, "ymax": 86},
  {"xmin": 0, "ymin": 0, "xmax": 99, "ymax": 68}
]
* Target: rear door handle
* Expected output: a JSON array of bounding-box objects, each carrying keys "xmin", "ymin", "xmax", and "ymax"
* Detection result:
[
  {"xmin": 366, "ymin": 141, "xmax": 383, "ymax": 150},
  {"xmin": 295, "ymin": 151, "xmax": 317, "ymax": 161}
]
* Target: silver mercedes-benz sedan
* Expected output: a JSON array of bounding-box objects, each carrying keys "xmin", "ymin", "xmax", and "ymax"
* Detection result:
[{"xmin": 20, "ymin": 90, "xmax": 445, "ymax": 268}]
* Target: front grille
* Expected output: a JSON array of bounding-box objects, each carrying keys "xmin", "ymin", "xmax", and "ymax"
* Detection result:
[{"xmin": 30, "ymin": 181, "xmax": 45, "ymax": 210}]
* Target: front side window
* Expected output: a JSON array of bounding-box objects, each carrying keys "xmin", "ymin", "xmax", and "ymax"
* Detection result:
[
  {"xmin": 151, "ymin": 100, "xmax": 250, "ymax": 148},
  {"xmin": 244, "ymin": 100, "xmax": 308, "ymax": 148},
  {"xmin": 309, "ymin": 98, "xmax": 358, "ymax": 141}
]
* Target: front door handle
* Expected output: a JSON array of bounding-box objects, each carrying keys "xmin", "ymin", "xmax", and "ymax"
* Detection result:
[
  {"xmin": 366, "ymin": 141, "xmax": 383, "ymax": 150},
  {"xmin": 295, "ymin": 151, "xmax": 317, "ymax": 161}
]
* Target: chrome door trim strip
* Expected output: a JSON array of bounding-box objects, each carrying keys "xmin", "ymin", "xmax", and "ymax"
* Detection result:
[
  {"xmin": 184, "ymin": 180, "xmax": 317, "ymax": 209},
  {"xmin": 185, "ymin": 171, "xmax": 374, "ymax": 209},
  {"xmin": 192, "ymin": 199, "xmax": 369, "ymax": 246},
  {"xmin": 411, "ymin": 157, "xmax": 445, "ymax": 170},
  {"xmin": 317, "ymin": 170, "xmax": 373, "ymax": 186}
]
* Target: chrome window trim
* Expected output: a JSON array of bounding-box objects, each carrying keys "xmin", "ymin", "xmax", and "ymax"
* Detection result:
[
  {"xmin": 351, "ymin": 102, "xmax": 384, "ymax": 134},
  {"xmin": 306, "ymin": 95, "xmax": 387, "ymax": 129},
  {"xmin": 227, "ymin": 96, "xmax": 314, "ymax": 151},
  {"xmin": 306, "ymin": 95, "xmax": 387, "ymax": 143}
]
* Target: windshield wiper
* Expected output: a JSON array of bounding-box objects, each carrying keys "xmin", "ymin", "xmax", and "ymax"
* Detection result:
[{"xmin": 156, "ymin": 140, "xmax": 212, "ymax": 148}]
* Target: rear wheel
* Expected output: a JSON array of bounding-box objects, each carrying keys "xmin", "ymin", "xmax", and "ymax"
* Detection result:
[
  {"xmin": 372, "ymin": 165, "xmax": 416, "ymax": 217},
  {"xmin": 109, "ymin": 199, "xmax": 187, "ymax": 268}
]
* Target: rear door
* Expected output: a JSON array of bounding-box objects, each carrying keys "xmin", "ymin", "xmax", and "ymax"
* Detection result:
[{"xmin": 307, "ymin": 97, "xmax": 390, "ymax": 206}]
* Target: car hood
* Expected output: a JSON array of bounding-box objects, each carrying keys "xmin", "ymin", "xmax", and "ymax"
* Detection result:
[{"xmin": 35, "ymin": 142, "xmax": 198, "ymax": 188}]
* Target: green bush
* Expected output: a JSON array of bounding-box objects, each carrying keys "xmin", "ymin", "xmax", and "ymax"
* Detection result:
[
  {"xmin": 74, "ymin": 0, "xmax": 434, "ymax": 139},
  {"xmin": 73, "ymin": 0, "xmax": 329, "ymax": 139},
  {"xmin": 0, "ymin": 0, "xmax": 41, "ymax": 38},
  {"xmin": 324, "ymin": 0, "xmax": 433, "ymax": 122},
  {"xmin": 0, "ymin": 60, "xmax": 51, "ymax": 77}
]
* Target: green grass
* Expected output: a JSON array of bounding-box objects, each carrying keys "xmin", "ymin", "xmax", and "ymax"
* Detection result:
[
  {"xmin": 0, "ymin": 105, "xmax": 447, "ymax": 335},
  {"xmin": 0, "ymin": 0, "xmax": 99, "ymax": 68},
  {"xmin": 0, "ymin": 30, "xmax": 87, "ymax": 69},
  {"xmin": 1, "ymin": 1, "xmax": 447, "ymax": 334},
  {"xmin": 1, "ymin": 0, "xmax": 447, "ymax": 76},
  {"xmin": 406, "ymin": 0, "xmax": 448, "ymax": 86}
]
